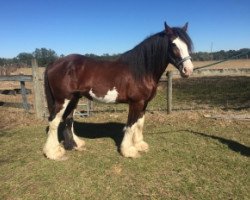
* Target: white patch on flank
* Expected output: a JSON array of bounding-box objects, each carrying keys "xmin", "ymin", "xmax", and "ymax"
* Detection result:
[
  {"xmin": 43, "ymin": 99, "xmax": 70, "ymax": 160},
  {"xmin": 173, "ymin": 37, "xmax": 194, "ymax": 76},
  {"xmin": 89, "ymin": 87, "xmax": 118, "ymax": 103}
]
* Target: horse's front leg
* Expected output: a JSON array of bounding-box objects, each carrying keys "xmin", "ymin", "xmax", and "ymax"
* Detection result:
[
  {"xmin": 133, "ymin": 115, "xmax": 149, "ymax": 153},
  {"xmin": 120, "ymin": 101, "xmax": 148, "ymax": 158}
]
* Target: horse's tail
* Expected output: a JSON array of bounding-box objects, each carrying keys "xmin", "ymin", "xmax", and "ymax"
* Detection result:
[{"xmin": 44, "ymin": 66, "xmax": 54, "ymax": 120}]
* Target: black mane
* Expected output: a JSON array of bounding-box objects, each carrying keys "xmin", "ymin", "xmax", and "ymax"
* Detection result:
[{"xmin": 119, "ymin": 27, "xmax": 193, "ymax": 80}]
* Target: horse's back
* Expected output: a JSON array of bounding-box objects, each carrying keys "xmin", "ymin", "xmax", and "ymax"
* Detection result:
[{"xmin": 46, "ymin": 54, "xmax": 126, "ymax": 98}]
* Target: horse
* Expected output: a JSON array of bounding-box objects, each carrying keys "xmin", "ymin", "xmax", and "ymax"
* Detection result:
[{"xmin": 43, "ymin": 22, "xmax": 194, "ymax": 160}]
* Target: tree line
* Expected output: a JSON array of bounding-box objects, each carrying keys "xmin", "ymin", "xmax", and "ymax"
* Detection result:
[
  {"xmin": 0, "ymin": 48, "xmax": 249, "ymax": 68},
  {"xmin": 191, "ymin": 48, "xmax": 250, "ymax": 61},
  {"xmin": 0, "ymin": 48, "xmax": 58, "ymax": 68}
]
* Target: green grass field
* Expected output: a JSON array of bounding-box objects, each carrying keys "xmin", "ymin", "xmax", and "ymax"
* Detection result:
[{"xmin": 0, "ymin": 76, "xmax": 250, "ymax": 199}]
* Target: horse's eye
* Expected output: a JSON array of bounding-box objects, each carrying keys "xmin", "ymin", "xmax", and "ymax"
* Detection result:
[
  {"xmin": 171, "ymin": 43, "xmax": 177, "ymax": 47},
  {"xmin": 172, "ymin": 46, "xmax": 180, "ymax": 55}
]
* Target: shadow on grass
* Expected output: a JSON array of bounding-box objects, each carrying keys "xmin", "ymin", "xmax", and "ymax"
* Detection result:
[
  {"xmin": 74, "ymin": 121, "xmax": 125, "ymax": 150},
  {"xmin": 186, "ymin": 130, "xmax": 250, "ymax": 157}
]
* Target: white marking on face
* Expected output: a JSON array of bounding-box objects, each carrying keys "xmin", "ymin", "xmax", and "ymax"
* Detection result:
[
  {"xmin": 89, "ymin": 87, "xmax": 118, "ymax": 103},
  {"xmin": 173, "ymin": 37, "xmax": 190, "ymax": 59},
  {"xmin": 173, "ymin": 37, "xmax": 194, "ymax": 77}
]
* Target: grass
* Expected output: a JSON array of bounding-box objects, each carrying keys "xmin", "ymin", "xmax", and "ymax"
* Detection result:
[
  {"xmin": 172, "ymin": 76, "xmax": 250, "ymax": 110},
  {"xmin": 0, "ymin": 111, "xmax": 249, "ymax": 199},
  {"xmin": 0, "ymin": 75, "xmax": 250, "ymax": 199}
]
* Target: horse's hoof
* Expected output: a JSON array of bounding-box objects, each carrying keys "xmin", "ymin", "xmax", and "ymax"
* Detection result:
[
  {"xmin": 74, "ymin": 146, "xmax": 86, "ymax": 152},
  {"xmin": 63, "ymin": 141, "xmax": 76, "ymax": 150},
  {"xmin": 43, "ymin": 145, "xmax": 67, "ymax": 161},
  {"xmin": 74, "ymin": 138, "xmax": 86, "ymax": 151},
  {"xmin": 121, "ymin": 146, "xmax": 140, "ymax": 158},
  {"xmin": 135, "ymin": 141, "xmax": 149, "ymax": 152}
]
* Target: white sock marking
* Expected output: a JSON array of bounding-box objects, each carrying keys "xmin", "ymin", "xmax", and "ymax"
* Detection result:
[
  {"xmin": 133, "ymin": 115, "xmax": 145, "ymax": 144},
  {"xmin": 43, "ymin": 99, "xmax": 70, "ymax": 160},
  {"xmin": 71, "ymin": 121, "xmax": 85, "ymax": 150},
  {"xmin": 121, "ymin": 115, "xmax": 146, "ymax": 157}
]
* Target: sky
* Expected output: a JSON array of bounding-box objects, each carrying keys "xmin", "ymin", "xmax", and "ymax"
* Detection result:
[{"xmin": 1, "ymin": 0, "xmax": 250, "ymax": 58}]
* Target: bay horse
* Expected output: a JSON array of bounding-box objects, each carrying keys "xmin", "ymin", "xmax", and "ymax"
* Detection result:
[{"xmin": 43, "ymin": 22, "xmax": 194, "ymax": 160}]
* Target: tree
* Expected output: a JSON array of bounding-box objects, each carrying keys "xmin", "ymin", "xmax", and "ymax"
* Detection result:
[
  {"xmin": 33, "ymin": 48, "xmax": 58, "ymax": 67},
  {"xmin": 16, "ymin": 52, "xmax": 33, "ymax": 66}
]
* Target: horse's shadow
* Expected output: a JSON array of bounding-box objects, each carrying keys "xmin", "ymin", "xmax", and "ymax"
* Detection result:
[
  {"xmin": 73, "ymin": 121, "xmax": 125, "ymax": 150},
  {"xmin": 186, "ymin": 130, "xmax": 250, "ymax": 157}
]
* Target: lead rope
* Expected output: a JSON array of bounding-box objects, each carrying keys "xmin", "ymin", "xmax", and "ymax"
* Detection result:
[{"xmin": 194, "ymin": 50, "xmax": 250, "ymax": 71}]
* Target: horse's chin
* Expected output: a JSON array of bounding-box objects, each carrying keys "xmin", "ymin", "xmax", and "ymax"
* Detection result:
[{"xmin": 180, "ymin": 72, "xmax": 190, "ymax": 78}]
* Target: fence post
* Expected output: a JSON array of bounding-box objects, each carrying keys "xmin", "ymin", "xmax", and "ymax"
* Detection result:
[
  {"xmin": 32, "ymin": 59, "xmax": 44, "ymax": 119},
  {"xmin": 167, "ymin": 71, "xmax": 173, "ymax": 114},
  {"xmin": 20, "ymin": 81, "xmax": 30, "ymax": 111}
]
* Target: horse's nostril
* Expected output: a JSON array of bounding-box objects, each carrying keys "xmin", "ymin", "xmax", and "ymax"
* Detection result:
[{"xmin": 182, "ymin": 67, "xmax": 187, "ymax": 73}]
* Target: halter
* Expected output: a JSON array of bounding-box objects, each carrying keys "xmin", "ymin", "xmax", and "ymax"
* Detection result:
[
  {"xmin": 168, "ymin": 54, "xmax": 192, "ymax": 71},
  {"xmin": 176, "ymin": 56, "xmax": 192, "ymax": 67}
]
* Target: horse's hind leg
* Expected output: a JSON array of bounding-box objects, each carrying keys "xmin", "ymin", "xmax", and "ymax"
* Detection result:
[
  {"xmin": 62, "ymin": 115, "xmax": 77, "ymax": 150},
  {"xmin": 71, "ymin": 119, "xmax": 86, "ymax": 151},
  {"xmin": 62, "ymin": 97, "xmax": 85, "ymax": 151},
  {"xmin": 43, "ymin": 99, "xmax": 70, "ymax": 160}
]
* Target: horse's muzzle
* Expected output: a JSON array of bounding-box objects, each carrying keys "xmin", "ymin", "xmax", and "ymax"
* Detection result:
[{"xmin": 180, "ymin": 59, "xmax": 193, "ymax": 78}]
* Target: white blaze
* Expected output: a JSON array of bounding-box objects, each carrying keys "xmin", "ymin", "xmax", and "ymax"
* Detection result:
[
  {"xmin": 173, "ymin": 37, "xmax": 194, "ymax": 76},
  {"xmin": 89, "ymin": 87, "xmax": 118, "ymax": 103}
]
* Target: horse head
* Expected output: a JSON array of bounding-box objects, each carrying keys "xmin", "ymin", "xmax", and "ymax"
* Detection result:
[{"xmin": 165, "ymin": 22, "xmax": 194, "ymax": 78}]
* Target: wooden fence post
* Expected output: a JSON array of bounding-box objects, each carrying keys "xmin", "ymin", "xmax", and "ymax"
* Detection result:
[
  {"xmin": 167, "ymin": 71, "xmax": 173, "ymax": 114},
  {"xmin": 32, "ymin": 59, "xmax": 44, "ymax": 119},
  {"xmin": 20, "ymin": 81, "xmax": 30, "ymax": 111}
]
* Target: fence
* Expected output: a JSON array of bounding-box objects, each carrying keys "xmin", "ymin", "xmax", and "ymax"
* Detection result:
[
  {"xmin": 0, "ymin": 60, "xmax": 46, "ymax": 118},
  {"xmin": 0, "ymin": 75, "xmax": 32, "ymax": 111},
  {"xmin": 1, "ymin": 60, "xmax": 250, "ymax": 118},
  {"xmin": 165, "ymin": 68, "xmax": 250, "ymax": 113},
  {"xmin": 0, "ymin": 59, "xmax": 92, "ymax": 119}
]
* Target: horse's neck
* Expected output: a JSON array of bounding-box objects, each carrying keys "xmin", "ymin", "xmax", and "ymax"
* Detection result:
[
  {"xmin": 151, "ymin": 61, "xmax": 169, "ymax": 83},
  {"xmin": 119, "ymin": 38, "xmax": 169, "ymax": 83},
  {"xmin": 147, "ymin": 46, "xmax": 169, "ymax": 83}
]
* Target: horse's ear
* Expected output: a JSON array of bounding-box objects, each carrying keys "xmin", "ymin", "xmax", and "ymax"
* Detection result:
[
  {"xmin": 165, "ymin": 22, "xmax": 173, "ymax": 35},
  {"xmin": 183, "ymin": 22, "xmax": 188, "ymax": 32}
]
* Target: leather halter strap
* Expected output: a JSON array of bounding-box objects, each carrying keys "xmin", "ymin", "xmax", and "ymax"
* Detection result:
[{"xmin": 176, "ymin": 56, "xmax": 192, "ymax": 67}]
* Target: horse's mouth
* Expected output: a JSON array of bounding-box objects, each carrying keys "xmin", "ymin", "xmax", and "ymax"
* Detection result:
[
  {"xmin": 180, "ymin": 72, "xmax": 190, "ymax": 78},
  {"xmin": 180, "ymin": 62, "xmax": 193, "ymax": 78}
]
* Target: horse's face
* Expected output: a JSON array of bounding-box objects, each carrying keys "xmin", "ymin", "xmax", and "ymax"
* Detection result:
[
  {"xmin": 170, "ymin": 37, "xmax": 193, "ymax": 77},
  {"xmin": 165, "ymin": 22, "xmax": 194, "ymax": 78}
]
